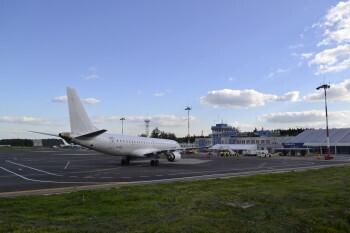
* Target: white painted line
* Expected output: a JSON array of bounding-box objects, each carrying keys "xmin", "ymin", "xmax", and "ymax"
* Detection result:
[
  {"xmin": 64, "ymin": 161, "xmax": 70, "ymax": 170},
  {"xmin": 62, "ymin": 167, "xmax": 124, "ymax": 175},
  {"xmin": 0, "ymin": 166, "xmax": 38, "ymax": 182},
  {"xmin": 155, "ymin": 175, "xmax": 163, "ymax": 177},
  {"xmin": 0, "ymin": 166, "xmax": 96, "ymax": 184},
  {"xmin": 6, "ymin": 160, "xmax": 62, "ymax": 176},
  {"xmin": 258, "ymin": 162, "xmax": 267, "ymax": 168}
]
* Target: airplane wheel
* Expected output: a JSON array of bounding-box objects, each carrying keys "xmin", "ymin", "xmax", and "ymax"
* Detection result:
[
  {"xmin": 150, "ymin": 160, "xmax": 155, "ymax": 166},
  {"xmin": 155, "ymin": 160, "xmax": 159, "ymax": 166},
  {"xmin": 121, "ymin": 158, "xmax": 126, "ymax": 165},
  {"xmin": 125, "ymin": 158, "xmax": 130, "ymax": 165}
]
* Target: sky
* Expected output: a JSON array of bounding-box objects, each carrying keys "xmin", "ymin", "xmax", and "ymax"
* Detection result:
[{"xmin": 1, "ymin": 0, "xmax": 350, "ymax": 139}]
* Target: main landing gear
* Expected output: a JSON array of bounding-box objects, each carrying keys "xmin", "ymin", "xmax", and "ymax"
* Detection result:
[
  {"xmin": 121, "ymin": 157, "xmax": 130, "ymax": 166},
  {"xmin": 150, "ymin": 159, "xmax": 159, "ymax": 166}
]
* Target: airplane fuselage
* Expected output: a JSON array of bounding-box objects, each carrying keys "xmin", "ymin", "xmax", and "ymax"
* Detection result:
[{"xmin": 72, "ymin": 133, "xmax": 180, "ymax": 159}]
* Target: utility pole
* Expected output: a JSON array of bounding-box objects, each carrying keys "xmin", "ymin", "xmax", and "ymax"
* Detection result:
[
  {"xmin": 316, "ymin": 83, "xmax": 332, "ymax": 160},
  {"xmin": 120, "ymin": 117, "xmax": 125, "ymax": 135},
  {"xmin": 185, "ymin": 107, "xmax": 191, "ymax": 146}
]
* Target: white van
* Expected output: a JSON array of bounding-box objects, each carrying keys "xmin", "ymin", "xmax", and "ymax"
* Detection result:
[{"xmin": 257, "ymin": 150, "xmax": 271, "ymax": 158}]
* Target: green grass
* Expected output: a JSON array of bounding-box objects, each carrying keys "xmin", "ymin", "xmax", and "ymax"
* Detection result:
[{"xmin": 1, "ymin": 166, "xmax": 350, "ymax": 232}]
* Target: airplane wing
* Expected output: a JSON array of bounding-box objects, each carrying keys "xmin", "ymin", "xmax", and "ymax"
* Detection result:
[
  {"xmin": 130, "ymin": 146, "xmax": 209, "ymax": 158},
  {"xmin": 28, "ymin": 131, "xmax": 59, "ymax": 137},
  {"xmin": 130, "ymin": 148, "xmax": 161, "ymax": 157},
  {"xmin": 29, "ymin": 131, "xmax": 70, "ymax": 145}
]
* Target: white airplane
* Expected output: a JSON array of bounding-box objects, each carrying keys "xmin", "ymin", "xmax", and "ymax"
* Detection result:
[{"xmin": 33, "ymin": 87, "xmax": 184, "ymax": 166}]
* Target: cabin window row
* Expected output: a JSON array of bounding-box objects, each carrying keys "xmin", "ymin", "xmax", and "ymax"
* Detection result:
[{"xmin": 111, "ymin": 138, "xmax": 174, "ymax": 146}]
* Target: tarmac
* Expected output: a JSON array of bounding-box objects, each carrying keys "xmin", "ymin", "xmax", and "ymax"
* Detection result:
[{"xmin": 1, "ymin": 149, "xmax": 350, "ymax": 197}]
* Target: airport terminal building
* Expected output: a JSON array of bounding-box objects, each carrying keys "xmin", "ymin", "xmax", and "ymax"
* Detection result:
[
  {"xmin": 282, "ymin": 128, "xmax": 350, "ymax": 156},
  {"xmin": 195, "ymin": 123, "xmax": 292, "ymax": 153},
  {"xmin": 195, "ymin": 123, "xmax": 350, "ymax": 156}
]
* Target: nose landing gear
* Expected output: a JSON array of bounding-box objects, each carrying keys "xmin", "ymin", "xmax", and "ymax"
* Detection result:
[
  {"xmin": 121, "ymin": 157, "xmax": 130, "ymax": 165},
  {"xmin": 150, "ymin": 159, "xmax": 159, "ymax": 166}
]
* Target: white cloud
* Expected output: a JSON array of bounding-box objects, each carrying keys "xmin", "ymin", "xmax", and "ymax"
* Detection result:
[
  {"xmin": 153, "ymin": 115, "xmax": 189, "ymax": 127},
  {"xmin": 229, "ymin": 121, "xmax": 255, "ymax": 132},
  {"xmin": 92, "ymin": 115, "xmax": 145, "ymax": 123},
  {"xmin": 258, "ymin": 110, "xmax": 350, "ymax": 128},
  {"xmin": 308, "ymin": 44, "xmax": 350, "ymax": 74},
  {"xmin": 289, "ymin": 43, "xmax": 304, "ymax": 49},
  {"xmin": 267, "ymin": 68, "xmax": 288, "ymax": 79},
  {"xmin": 305, "ymin": 1, "xmax": 350, "ymax": 75},
  {"xmin": 153, "ymin": 89, "xmax": 172, "ymax": 97},
  {"xmin": 258, "ymin": 110, "xmax": 325, "ymax": 124},
  {"xmin": 346, "ymin": 81, "xmax": 350, "ymax": 90},
  {"xmin": 318, "ymin": 0, "xmax": 350, "ymax": 46},
  {"xmin": 81, "ymin": 74, "xmax": 100, "ymax": 80},
  {"xmin": 52, "ymin": 95, "xmax": 67, "ymax": 103},
  {"xmin": 0, "ymin": 116, "xmax": 51, "ymax": 125},
  {"xmin": 303, "ymin": 79, "xmax": 350, "ymax": 102},
  {"xmin": 200, "ymin": 89, "xmax": 275, "ymax": 108},
  {"xmin": 200, "ymin": 89, "xmax": 298, "ymax": 108},
  {"xmin": 82, "ymin": 98, "xmax": 101, "ymax": 105},
  {"xmin": 154, "ymin": 92, "xmax": 165, "ymax": 97},
  {"xmin": 91, "ymin": 114, "xmax": 193, "ymax": 127},
  {"xmin": 275, "ymin": 91, "xmax": 300, "ymax": 102},
  {"xmin": 301, "ymin": 52, "xmax": 314, "ymax": 59},
  {"xmin": 291, "ymin": 52, "xmax": 313, "ymax": 61},
  {"xmin": 228, "ymin": 77, "xmax": 235, "ymax": 82},
  {"xmin": 52, "ymin": 95, "xmax": 101, "ymax": 104}
]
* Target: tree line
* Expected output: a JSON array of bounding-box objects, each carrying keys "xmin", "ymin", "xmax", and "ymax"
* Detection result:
[
  {"xmin": 277, "ymin": 128, "xmax": 312, "ymax": 137},
  {"xmin": 145, "ymin": 127, "xmax": 310, "ymax": 143},
  {"xmin": 0, "ymin": 139, "xmax": 33, "ymax": 147}
]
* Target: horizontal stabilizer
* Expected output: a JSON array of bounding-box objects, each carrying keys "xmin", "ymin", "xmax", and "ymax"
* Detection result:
[
  {"xmin": 28, "ymin": 131, "xmax": 59, "ymax": 137},
  {"xmin": 74, "ymin": 129, "xmax": 107, "ymax": 140}
]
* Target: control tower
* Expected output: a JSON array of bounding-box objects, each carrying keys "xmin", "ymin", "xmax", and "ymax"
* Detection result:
[{"xmin": 144, "ymin": 119, "xmax": 150, "ymax": 137}]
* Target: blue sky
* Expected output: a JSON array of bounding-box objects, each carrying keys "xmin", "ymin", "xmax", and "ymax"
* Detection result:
[{"xmin": 1, "ymin": 0, "xmax": 350, "ymax": 139}]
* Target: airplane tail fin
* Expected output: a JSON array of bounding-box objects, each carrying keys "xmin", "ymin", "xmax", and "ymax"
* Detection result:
[{"xmin": 67, "ymin": 87, "xmax": 98, "ymax": 135}]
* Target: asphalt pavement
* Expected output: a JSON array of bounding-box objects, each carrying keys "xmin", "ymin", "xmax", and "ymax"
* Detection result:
[{"xmin": 1, "ymin": 149, "xmax": 349, "ymax": 197}]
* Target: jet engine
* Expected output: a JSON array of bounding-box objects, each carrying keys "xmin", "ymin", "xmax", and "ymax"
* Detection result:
[{"xmin": 166, "ymin": 151, "xmax": 181, "ymax": 162}]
